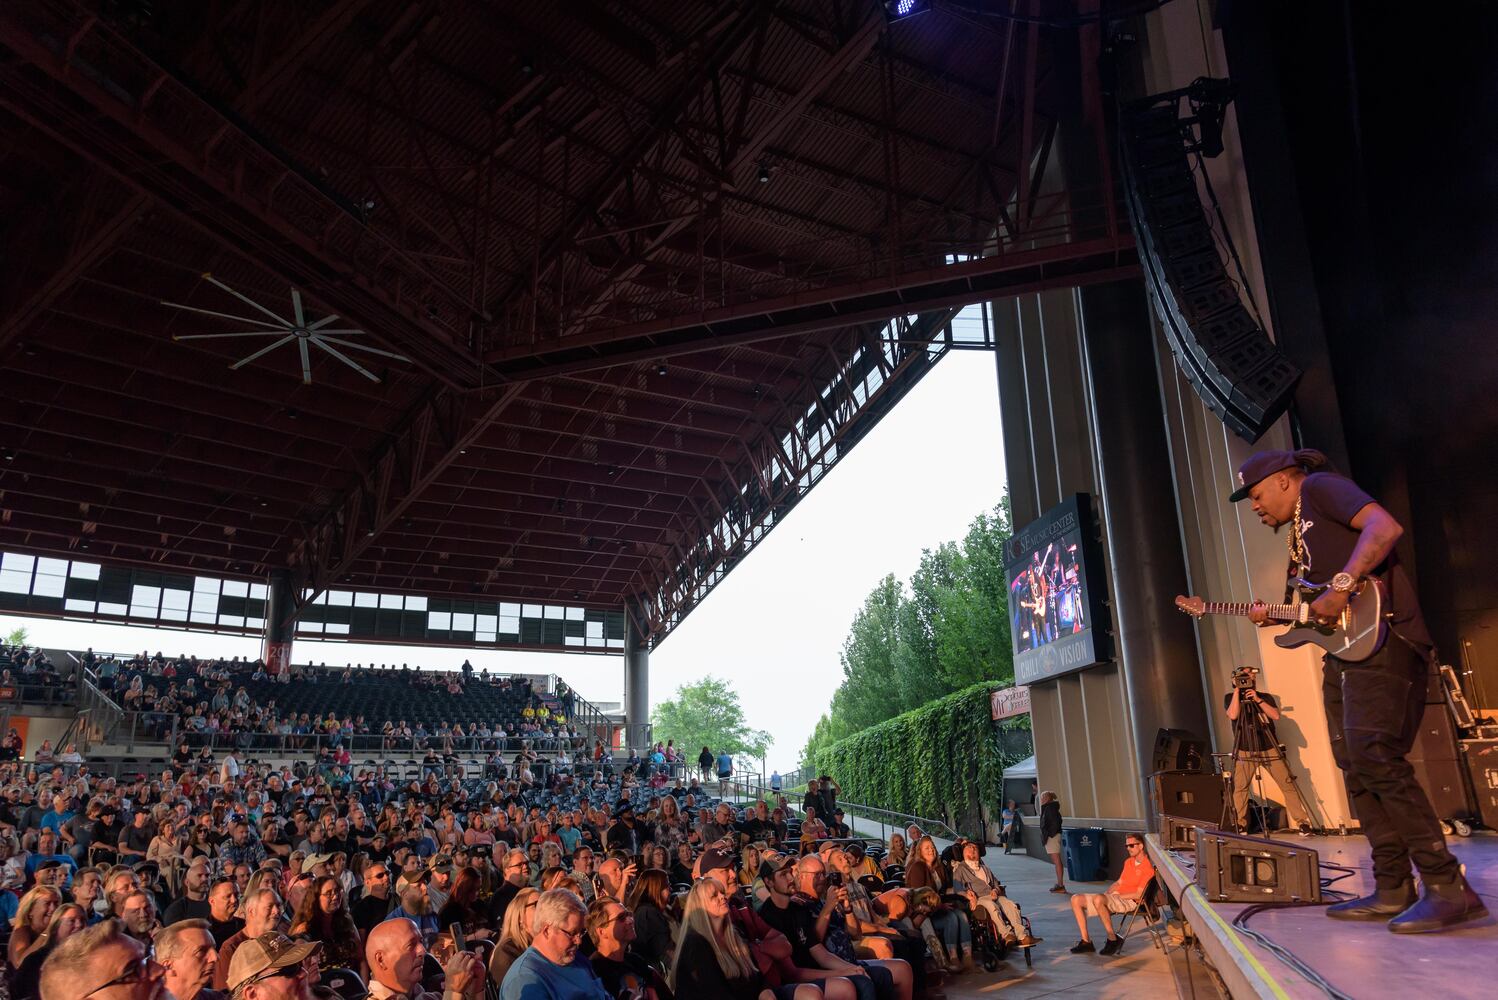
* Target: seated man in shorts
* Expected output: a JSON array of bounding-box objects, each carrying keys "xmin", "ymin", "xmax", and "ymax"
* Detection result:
[{"xmin": 1068, "ymin": 834, "xmax": 1154, "ymax": 955}]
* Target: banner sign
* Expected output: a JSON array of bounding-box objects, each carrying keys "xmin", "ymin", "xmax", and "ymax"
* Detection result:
[{"xmin": 991, "ymin": 686, "xmax": 1031, "ymax": 720}]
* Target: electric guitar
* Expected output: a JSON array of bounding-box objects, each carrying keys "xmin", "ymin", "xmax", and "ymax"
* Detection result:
[{"xmin": 1174, "ymin": 576, "xmax": 1387, "ymax": 662}]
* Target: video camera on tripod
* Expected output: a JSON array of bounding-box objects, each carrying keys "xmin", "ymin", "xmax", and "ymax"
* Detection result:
[{"xmin": 1232, "ymin": 665, "xmax": 1257, "ymax": 690}]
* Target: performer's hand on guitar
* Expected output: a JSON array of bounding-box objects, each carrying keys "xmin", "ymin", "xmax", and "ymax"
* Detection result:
[
  {"xmin": 1247, "ymin": 600, "xmax": 1269, "ymax": 625},
  {"xmin": 1309, "ymin": 588, "xmax": 1349, "ymax": 624}
]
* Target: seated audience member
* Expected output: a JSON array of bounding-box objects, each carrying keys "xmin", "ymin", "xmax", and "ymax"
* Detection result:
[
  {"xmin": 11, "ymin": 902, "xmax": 85, "ymax": 1000},
  {"xmin": 36, "ymin": 918, "xmax": 156, "ymax": 1000},
  {"xmin": 587, "ymin": 896, "xmax": 675, "ymax": 999},
  {"xmin": 883, "ymin": 835, "xmax": 907, "ymax": 871},
  {"xmin": 289, "ymin": 875, "xmax": 363, "ymax": 976},
  {"xmin": 154, "ymin": 918, "xmax": 227, "ymax": 1000},
  {"xmin": 950, "ymin": 840, "xmax": 1036, "ymax": 948},
  {"xmin": 902, "ymin": 836, "xmax": 971, "ymax": 971},
  {"xmin": 387, "ymin": 869, "xmax": 440, "ymax": 943},
  {"xmin": 670, "ymin": 878, "xmax": 791, "ymax": 1000},
  {"xmin": 487, "ymin": 886, "xmax": 538, "ymax": 987},
  {"xmin": 9, "ymin": 885, "xmax": 61, "ymax": 969},
  {"xmin": 1069, "ymin": 834, "xmax": 1154, "ymax": 955},
  {"xmin": 212, "ymin": 886, "xmax": 284, "ymax": 991},
  {"xmin": 498, "ymin": 888, "xmax": 610, "ymax": 999},
  {"xmin": 162, "ymin": 858, "xmax": 213, "ymax": 926},
  {"xmin": 205, "ymin": 878, "xmax": 244, "ymax": 945},
  {"xmin": 222, "ymin": 930, "xmax": 322, "ymax": 1000},
  {"xmin": 438, "ymin": 867, "xmax": 493, "ymax": 942},
  {"xmin": 366, "ymin": 917, "xmax": 486, "ymax": 1000},
  {"xmin": 351, "ymin": 859, "xmax": 394, "ymax": 935},
  {"xmin": 625, "ymin": 869, "xmax": 677, "ymax": 970},
  {"xmin": 782, "ymin": 854, "xmax": 911, "ymax": 1000}
]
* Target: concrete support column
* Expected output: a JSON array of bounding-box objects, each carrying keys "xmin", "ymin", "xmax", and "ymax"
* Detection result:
[
  {"xmin": 261, "ymin": 569, "xmax": 295, "ymax": 677},
  {"xmin": 624, "ymin": 606, "xmax": 650, "ymax": 752},
  {"xmin": 1078, "ymin": 280, "xmax": 1212, "ymax": 808}
]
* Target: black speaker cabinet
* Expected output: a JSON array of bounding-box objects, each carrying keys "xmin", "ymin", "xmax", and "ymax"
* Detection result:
[
  {"xmin": 1159, "ymin": 814, "xmax": 1203, "ymax": 852},
  {"xmin": 1407, "ymin": 702, "xmax": 1477, "ymax": 820},
  {"xmin": 1195, "ymin": 828, "xmax": 1321, "ymax": 903},
  {"xmin": 1150, "ymin": 770, "xmax": 1224, "ymax": 825}
]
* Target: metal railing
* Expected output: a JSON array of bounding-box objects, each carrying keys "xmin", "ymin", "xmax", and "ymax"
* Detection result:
[{"xmin": 835, "ymin": 799, "xmax": 962, "ymax": 845}]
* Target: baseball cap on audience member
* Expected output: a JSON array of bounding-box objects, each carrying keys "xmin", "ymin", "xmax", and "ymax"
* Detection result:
[
  {"xmin": 758, "ymin": 854, "xmax": 796, "ymax": 879},
  {"xmin": 396, "ymin": 869, "xmax": 431, "ymax": 891},
  {"xmin": 696, "ymin": 848, "xmax": 735, "ymax": 879},
  {"xmin": 302, "ymin": 853, "xmax": 334, "ymax": 870},
  {"xmin": 428, "ymin": 854, "xmax": 455, "ymax": 874},
  {"xmin": 226, "ymin": 931, "xmax": 321, "ymax": 993}
]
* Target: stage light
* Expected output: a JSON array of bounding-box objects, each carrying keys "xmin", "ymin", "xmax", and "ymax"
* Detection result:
[
  {"xmin": 656, "ymin": 363, "xmax": 668, "ymax": 375},
  {"xmin": 885, "ymin": 0, "xmax": 931, "ymax": 20},
  {"xmin": 757, "ymin": 165, "xmax": 771, "ymax": 184}
]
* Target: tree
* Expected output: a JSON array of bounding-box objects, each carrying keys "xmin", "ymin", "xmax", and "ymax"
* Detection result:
[
  {"xmin": 652, "ymin": 677, "xmax": 772, "ymax": 765},
  {"xmin": 4, "ymin": 626, "xmax": 27, "ymax": 646},
  {"xmin": 799, "ymin": 497, "xmax": 1015, "ymax": 766}
]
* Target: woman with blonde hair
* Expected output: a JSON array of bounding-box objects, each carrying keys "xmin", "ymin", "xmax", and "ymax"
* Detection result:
[
  {"xmin": 738, "ymin": 844, "xmax": 761, "ymax": 887},
  {"xmin": 487, "ymin": 886, "xmax": 538, "ymax": 987},
  {"xmin": 884, "ymin": 832, "xmax": 908, "ymax": 870},
  {"xmin": 10, "ymin": 902, "xmax": 85, "ymax": 1000},
  {"xmin": 669, "ymin": 878, "xmax": 826, "ymax": 1000},
  {"xmin": 7, "ymin": 885, "xmax": 61, "ymax": 968}
]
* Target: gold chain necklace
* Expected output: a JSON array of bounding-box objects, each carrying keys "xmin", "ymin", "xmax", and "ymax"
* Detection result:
[{"xmin": 1286, "ymin": 495, "xmax": 1307, "ymax": 571}]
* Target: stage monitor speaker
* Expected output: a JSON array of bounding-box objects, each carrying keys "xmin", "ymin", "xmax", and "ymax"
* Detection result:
[
  {"xmin": 1150, "ymin": 770, "xmax": 1224, "ymax": 825},
  {"xmin": 1461, "ymin": 738, "xmax": 1498, "ymax": 828},
  {"xmin": 1195, "ymin": 828, "xmax": 1321, "ymax": 903},
  {"xmin": 1153, "ymin": 728, "xmax": 1206, "ymax": 774},
  {"xmin": 1159, "ymin": 814, "xmax": 1203, "ymax": 852},
  {"xmin": 1121, "ymin": 88, "xmax": 1301, "ymax": 442}
]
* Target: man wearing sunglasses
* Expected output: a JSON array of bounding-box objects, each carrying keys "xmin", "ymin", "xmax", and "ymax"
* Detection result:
[
  {"xmin": 1068, "ymin": 835, "xmax": 1154, "ymax": 956},
  {"xmin": 36, "ymin": 917, "xmax": 166, "ymax": 1000},
  {"xmin": 224, "ymin": 931, "xmax": 319, "ymax": 1000}
]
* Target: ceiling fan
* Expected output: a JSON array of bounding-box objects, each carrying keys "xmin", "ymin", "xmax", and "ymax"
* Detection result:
[{"xmin": 161, "ymin": 273, "xmax": 410, "ymax": 384}]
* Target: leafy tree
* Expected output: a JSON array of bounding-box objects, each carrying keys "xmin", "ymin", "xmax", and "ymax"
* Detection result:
[
  {"xmin": 800, "ymin": 498, "xmax": 1015, "ymax": 766},
  {"xmin": 4, "ymin": 626, "xmax": 27, "ymax": 646},
  {"xmin": 652, "ymin": 676, "xmax": 772, "ymax": 765}
]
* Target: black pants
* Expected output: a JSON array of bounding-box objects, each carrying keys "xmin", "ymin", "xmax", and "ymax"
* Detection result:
[{"xmin": 1322, "ymin": 638, "xmax": 1461, "ymax": 889}]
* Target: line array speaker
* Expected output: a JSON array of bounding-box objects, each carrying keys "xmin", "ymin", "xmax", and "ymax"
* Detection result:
[{"xmin": 1120, "ymin": 84, "xmax": 1301, "ymax": 442}]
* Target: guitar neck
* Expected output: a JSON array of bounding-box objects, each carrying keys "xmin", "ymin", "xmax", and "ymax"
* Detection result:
[{"xmin": 1200, "ymin": 601, "xmax": 1300, "ymax": 622}]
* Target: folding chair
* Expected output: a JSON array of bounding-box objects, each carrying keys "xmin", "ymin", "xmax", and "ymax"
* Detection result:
[{"xmin": 1114, "ymin": 876, "xmax": 1167, "ymax": 954}]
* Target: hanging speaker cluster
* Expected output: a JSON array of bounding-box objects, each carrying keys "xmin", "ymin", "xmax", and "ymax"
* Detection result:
[{"xmin": 1120, "ymin": 80, "xmax": 1300, "ymax": 442}]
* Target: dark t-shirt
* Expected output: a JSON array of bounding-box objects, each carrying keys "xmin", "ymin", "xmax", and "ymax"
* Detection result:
[
  {"xmin": 1295, "ymin": 472, "xmax": 1430, "ymax": 647},
  {"xmin": 350, "ymin": 892, "xmax": 393, "ymax": 935},
  {"xmin": 1222, "ymin": 691, "xmax": 1280, "ymax": 752},
  {"xmin": 590, "ymin": 952, "xmax": 672, "ymax": 999},
  {"xmin": 209, "ymin": 916, "xmax": 244, "ymax": 946},
  {"xmin": 757, "ymin": 897, "xmax": 821, "ymax": 970},
  {"xmin": 162, "ymin": 895, "xmax": 211, "ymax": 927}
]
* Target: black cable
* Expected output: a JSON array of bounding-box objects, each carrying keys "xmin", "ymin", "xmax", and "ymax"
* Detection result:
[{"xmin": 1226, "ymin": 858, "xmax": 1369, "ymax": 1000}]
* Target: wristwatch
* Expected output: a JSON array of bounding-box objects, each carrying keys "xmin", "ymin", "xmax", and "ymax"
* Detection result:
[{"xmin": 1330, "ymin": 572, "xmax": 1356, "ymax": 594}]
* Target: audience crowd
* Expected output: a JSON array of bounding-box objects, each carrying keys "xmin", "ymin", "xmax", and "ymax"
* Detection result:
[{"xmin": 0, "ymin": 649, "xmax": 1049, "ymax": 1000}]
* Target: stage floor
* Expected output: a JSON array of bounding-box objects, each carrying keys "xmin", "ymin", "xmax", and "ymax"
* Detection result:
[{"xmin": 1147, "ymin": 831, "xmax": 1498, "ymax": 999}]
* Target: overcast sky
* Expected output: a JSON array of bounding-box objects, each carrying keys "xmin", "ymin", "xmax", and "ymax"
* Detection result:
[{"xmin": 2, "ymin": 335, "xmax": 1006, "ymax": 773}]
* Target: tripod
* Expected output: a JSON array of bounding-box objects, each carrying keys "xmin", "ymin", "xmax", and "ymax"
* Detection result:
[{"xmin": 1217, "ymin": 688, "xmax": 1320, "ymax": 838}]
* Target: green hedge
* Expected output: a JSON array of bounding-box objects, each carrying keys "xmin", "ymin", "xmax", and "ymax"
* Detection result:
[{"xmin": 810, "ymin": 682, "xmax": 1031, "ymax": 839}]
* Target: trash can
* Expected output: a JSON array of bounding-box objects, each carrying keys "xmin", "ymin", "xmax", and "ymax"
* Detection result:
[{"xmin": 1063, "ymin": 827, "xmax": 1107, "ymax": 881}]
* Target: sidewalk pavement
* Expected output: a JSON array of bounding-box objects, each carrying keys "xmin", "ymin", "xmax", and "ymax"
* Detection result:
[{"xmin": 845, "ymin": 814, "xmax": 1179, "ymax": 999}]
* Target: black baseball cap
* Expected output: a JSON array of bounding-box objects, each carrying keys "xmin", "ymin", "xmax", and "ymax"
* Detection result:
[{"xmin": 1227, "ymin": 449, "xmax": 1299, "ymax": 503}]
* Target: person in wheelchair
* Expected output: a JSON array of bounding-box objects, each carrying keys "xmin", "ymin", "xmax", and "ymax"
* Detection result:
[
  {"xmin": 949, "ymin": 840, "xmax": 1037, "ymax": 949},
  {"xmin": 1068, "ymin": 834, "xmax": 1154, "ymax": 956}
]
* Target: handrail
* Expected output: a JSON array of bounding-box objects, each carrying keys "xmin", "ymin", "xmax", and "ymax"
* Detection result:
[{"xmin": 835, "ymin": 798, "xmax": 963, "ymax": 844}]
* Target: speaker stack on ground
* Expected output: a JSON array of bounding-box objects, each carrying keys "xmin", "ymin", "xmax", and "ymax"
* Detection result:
[
  {"xmin": 1406, "ymin": 676, "xmax": 1481, "ymax": 830},
  {"xmin": 1120, "ymin": 80, "xmax": 1301, "ymax": 442}
]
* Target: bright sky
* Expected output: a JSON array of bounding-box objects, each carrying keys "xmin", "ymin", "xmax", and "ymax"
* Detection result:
[{"xmin": 1, "ymin": 332, "xmax": 1006, "ymax": 773}]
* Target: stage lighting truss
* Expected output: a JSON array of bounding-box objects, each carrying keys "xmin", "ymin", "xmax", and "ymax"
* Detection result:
[
  {"xmin": 162, "ymin": 273, "xmax": 410, "ymax": 385},
  {"xmin": 885, "ymin": 0, "xmax": 932, "ymax": 21}
]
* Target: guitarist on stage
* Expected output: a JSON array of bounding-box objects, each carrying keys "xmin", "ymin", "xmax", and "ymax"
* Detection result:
[{"xmin": 1232, "ymin": 448, "xmax": 1486, "ymax": 932}]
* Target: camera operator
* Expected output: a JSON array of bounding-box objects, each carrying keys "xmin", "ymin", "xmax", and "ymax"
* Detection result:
[{"xmin": 1224, "ymin": 666, "xmax": 1311, "ymax": 836}]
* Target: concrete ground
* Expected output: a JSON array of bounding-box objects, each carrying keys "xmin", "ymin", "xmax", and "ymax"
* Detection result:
[{"xmin": 846, "ymin": 817, "xmax": 1183, "ymax": 999}]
